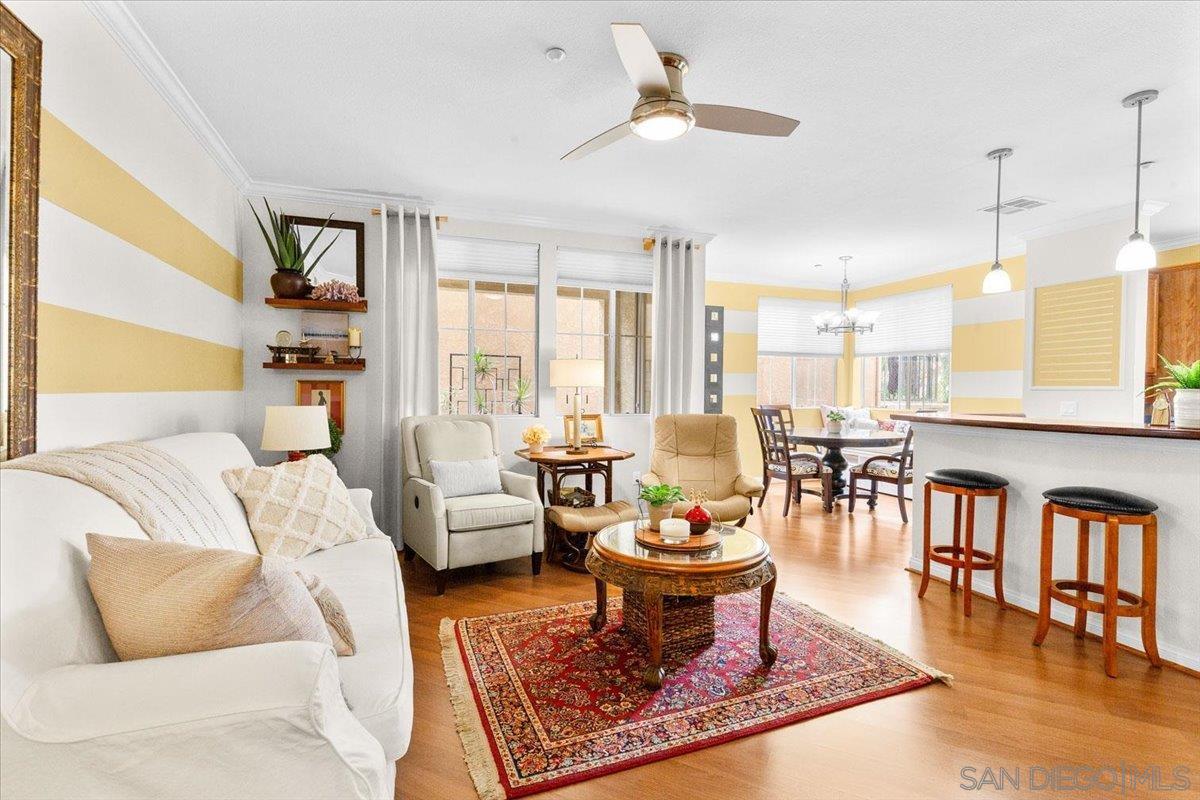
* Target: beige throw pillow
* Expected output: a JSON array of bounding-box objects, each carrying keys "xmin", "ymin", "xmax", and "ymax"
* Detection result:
[
  {"xmin": 86, "ymin": 533, "xmax": 337, "ymax": 661},
  {"xmin": 222, "ymin": 455, "xmax": 371, "ymax": 560}
]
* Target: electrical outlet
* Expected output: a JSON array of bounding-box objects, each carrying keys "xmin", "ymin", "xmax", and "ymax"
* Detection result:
[{"xmin": 1059, "ymin": 401, "xmax": 1078, "ymax": 417}]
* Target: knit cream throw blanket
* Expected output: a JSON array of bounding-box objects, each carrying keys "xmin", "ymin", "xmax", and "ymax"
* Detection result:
[{"xmin": 2, "ymin": 442, "xmax": 240, "ymax": 549}]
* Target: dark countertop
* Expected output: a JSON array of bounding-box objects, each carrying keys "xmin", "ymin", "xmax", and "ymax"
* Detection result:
[{"xmin": 891, "ymin": 413, "xmax": 1200, "ymax": 440}]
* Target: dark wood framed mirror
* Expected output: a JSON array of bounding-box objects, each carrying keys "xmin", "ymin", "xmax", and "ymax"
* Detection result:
[
  {"xmin": 1, "ymin": 6, "xmax": 41, "ymax": 460},
  {"xmin": 281, "ymin": 215, "xmax": 366, "ymax": 297}
]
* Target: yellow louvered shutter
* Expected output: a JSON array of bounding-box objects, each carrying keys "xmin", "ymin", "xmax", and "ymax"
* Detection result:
[{"xmin": 1033, "ymin": 276, "xmax": 1122, "ymax": 387}]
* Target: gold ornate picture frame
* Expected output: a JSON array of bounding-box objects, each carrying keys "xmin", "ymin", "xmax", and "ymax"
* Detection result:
[
  {"xmin": 1, "ymin": 6, "xmax": 41, "ymax": 460},
  {"xmin": 564, "ymin": 413, "xmax": 604, "ymax": 445}
]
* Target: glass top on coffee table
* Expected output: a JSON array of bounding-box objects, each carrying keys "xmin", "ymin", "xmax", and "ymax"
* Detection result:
[{"xmin": 591, "ymin": 519, "xmax": 769, "ymax": 572}]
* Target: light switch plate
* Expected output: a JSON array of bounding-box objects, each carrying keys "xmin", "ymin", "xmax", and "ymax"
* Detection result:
[{"xmin": 1060, "ymin": 401, "xmax": 1078, "ymax": 417}]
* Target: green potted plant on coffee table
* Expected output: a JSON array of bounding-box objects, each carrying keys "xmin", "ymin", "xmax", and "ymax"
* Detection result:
[{"xmin": 639, "ymin": 482, "xmax": 686, "ymax": 531}]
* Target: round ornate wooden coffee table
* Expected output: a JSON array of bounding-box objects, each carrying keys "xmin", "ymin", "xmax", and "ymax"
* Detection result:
[{"xmin": 585, "ymin": 519, "xmax": 777, "ymax": 690}]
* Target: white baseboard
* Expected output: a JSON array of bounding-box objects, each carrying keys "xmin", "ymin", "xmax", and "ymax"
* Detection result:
[{"xmin": 905, "ymin": 556, "xmax": 1199, "ymax": 672}]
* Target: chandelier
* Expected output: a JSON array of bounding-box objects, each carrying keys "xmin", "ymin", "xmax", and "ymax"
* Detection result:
[{"xmin": 813, "ymin": 256, "xmax": 877, "ymax": 336}]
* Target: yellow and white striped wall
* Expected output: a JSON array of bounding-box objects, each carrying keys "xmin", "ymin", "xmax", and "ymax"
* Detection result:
[
  {"xmin": 703, "ymin": 281, "xmax": 850, "ymax": 469},
  {"xmin": 17, "ymin": 2, "xmax": 244, "ymax": 451},
  {"xmin": 849, "ymin": 255, "xmax": 1028, "ymax": 415}
]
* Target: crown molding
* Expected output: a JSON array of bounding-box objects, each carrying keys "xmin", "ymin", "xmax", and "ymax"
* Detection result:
[
  {"xmin": 1016, "ymin": 200, "xmax": 1170, "ymax": 242},
  {"xmin": 243, "ymin": 180, "xmax": 431, "ymax": 212},
  {"xmin": 84, "ymin": 0, "xmax": 250, "ymax": 189},
  {"xmin": 1154, "ymin": 233, "xmax": 1200, "ymax": 251}
]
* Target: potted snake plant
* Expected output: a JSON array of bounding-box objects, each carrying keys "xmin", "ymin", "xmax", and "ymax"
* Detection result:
[
  {"xmin": 1146, "ymin": 355, "xmax": 1200, "ymax": 429},
  {"xmin": 249, "ymin": 198, "xmax": 341, "ymax": 299}
]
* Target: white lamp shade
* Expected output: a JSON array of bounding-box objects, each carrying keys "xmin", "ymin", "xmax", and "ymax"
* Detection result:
[
  {"xmin": 261, "ymin": 406, "xmax": 331, "ymax": 452},
  {"xmin": 981, "ymin": 264, "xmax": 1013, "ymax": 294},
  {"xmin": 549, "ymin": 358, "xmax": 604, "ymax": 388},
  {"xmin": 1115, "ymin": 235, "xmax": 1156, "ymax": 272}
]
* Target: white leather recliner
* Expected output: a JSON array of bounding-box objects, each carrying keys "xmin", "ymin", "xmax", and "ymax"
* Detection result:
[{"xmin": 399, "ymin": 415, "xmax": 544, "ymax": 594}]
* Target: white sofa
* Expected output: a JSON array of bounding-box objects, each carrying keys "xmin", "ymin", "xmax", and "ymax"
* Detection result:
[{"xmin": 0, "ymin": 433, "xmax": 412, "ymax": 800}]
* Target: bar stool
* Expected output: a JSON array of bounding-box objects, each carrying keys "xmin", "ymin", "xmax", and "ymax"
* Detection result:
[
  {"xmin": 1033, "ymin": 486, "xmax": 1160, "ymax": 678},
  {"xmin": 918, "ymin": 469, "xmax": 1008, "ymax": 617}
]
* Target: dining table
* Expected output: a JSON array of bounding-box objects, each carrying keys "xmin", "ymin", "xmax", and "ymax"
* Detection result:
[{"xmin": 786, "ymin": 427, "xmax": 906, "ymax": 501}]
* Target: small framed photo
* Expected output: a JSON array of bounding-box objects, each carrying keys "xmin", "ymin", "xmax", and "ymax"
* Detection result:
[
  {"xmin": 564, "ymin": 413, "xmax": 604, "ymax": 444},
  {"xmin": 296, "ymin": 380, "xmax": 345, "ymax": 432}
]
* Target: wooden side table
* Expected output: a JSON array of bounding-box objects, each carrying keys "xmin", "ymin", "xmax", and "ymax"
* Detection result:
[{"xmin": 514, "ymin": 445, "xmax": 635, "ymax": 506}]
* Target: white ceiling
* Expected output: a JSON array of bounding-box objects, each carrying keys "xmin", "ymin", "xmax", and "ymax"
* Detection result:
[{"xmin": 125, "ymin": 0, "xmax": 1200, "ymax": 288}]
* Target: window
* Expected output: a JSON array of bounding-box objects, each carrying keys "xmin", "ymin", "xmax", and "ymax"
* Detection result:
[
  {"xmin": 437, "ymin": 237, "xmax": 539, "ymax": 415},
  {"xmin": 860, "ymin": 352, "xmax": 951, "ymax": 410},
  {"xmin": 555, "ymin": 247, "xmax": 654, "ymax": 414},
  {"xmin": 853, "ymin": 285, "xmax": 953, "ymax": 409},
  {"xmin": 755, "ymin": 296, "xmax": 842, "ymax": 407},
  {"xmin": 757, "ymin": 356, "xmax": 838, "ymax": 407}
]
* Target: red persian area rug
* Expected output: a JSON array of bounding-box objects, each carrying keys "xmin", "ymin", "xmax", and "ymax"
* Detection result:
[{"xmin": 441, "ymin": 592, "xmax": 951, "ymax": 799}]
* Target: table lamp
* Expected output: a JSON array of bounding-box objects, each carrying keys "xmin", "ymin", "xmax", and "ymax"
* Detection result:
[
  {"xmin": 549, "ymin": 358, "xmax": 604, "ymax": 454},
  {"xmin": 261, "ymin": 406, "xmax": 331, "ymax": 461}
]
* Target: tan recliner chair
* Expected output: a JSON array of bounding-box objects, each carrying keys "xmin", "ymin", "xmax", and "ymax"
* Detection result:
[{"xmin": 640, "ymin": 414, "xmax": 764, "ymax": 525}]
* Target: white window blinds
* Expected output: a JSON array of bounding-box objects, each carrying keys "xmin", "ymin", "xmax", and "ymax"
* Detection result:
[
  {"xmin": 854, "ymin": 285, "xmax": 953, "ymax": 355},
  {"xmin": 757, "ymin": 297, "xmax": 844, "ymax": 356},
  {"xmin": 438, "ymin": 236, "xmax": 539, "ymax": 282},
  {"xmin": 557, "ymin": 247, "xmax": 653, "ymax": 291}
]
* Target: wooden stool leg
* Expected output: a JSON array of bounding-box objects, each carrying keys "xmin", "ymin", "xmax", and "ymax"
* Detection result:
[
  {"xmin": 993, "ymin": 488, "xmax": 1007, "ymax": 609},
  {"xmin": 918, "ymin": 482, "xmax": 932, "ymax": 598},
  {"xmin": 1033, "ymin": 503, "xmax": 1054, "ymax": 646},
  {"xmin": 1141, "ymin": 516, "xmax": 1162, "ymax": 667},
  {"xmin": 1073, "ymin": 518, "xmax": 1090, "ymax": 638},
  {"xmin": 1102, "ymin": 516, "xmax": 1120, "ymax": 678},
  {"xmin": 963, "ymin": 494, "xmax": 976, "ymax": 617},
  {"xmin": 950, "ymin": 495, "xmax": 963, "ymax": 593}
]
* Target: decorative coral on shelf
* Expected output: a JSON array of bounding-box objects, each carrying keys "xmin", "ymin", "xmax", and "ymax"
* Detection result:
[
  {"xmin": 521, "ymin": 424, "xmax": 551, "ymax": 453},
  {"xmin": 309, "ymin": 279, "xmax": 361, "ymax": 303}
]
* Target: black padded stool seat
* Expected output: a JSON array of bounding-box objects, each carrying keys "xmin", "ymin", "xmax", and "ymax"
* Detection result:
[
  {"xmin": 1042, "ymin": 486, "xmax": 1158, "ymax": 516},
  {"xmin": 925, "ymin": 468, "xmax": 1009, "ymax": 491}
]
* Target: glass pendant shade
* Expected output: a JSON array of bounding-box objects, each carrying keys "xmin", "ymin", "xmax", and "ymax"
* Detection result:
[
  {"xmin": 981, "ymin": 262, "xmax": 1013, "ymax": 295},
  {"xmin": 1115, "ymin": 233, "xmax": 1156, "ymax": 272}
]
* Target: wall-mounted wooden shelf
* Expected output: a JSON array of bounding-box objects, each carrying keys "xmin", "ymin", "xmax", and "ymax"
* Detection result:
[
  {"xmin": 262, "ymin": 361, "xmax": 366, "ymax": 372},
  {"xmin": 264, "ymin": 297, "xmax": 368, "ymax": 312}
]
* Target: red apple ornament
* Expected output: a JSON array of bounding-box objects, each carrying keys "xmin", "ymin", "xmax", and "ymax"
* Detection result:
[{"xmin": 685, "ymin": 502, "xmax": 712, "ymax": 535}]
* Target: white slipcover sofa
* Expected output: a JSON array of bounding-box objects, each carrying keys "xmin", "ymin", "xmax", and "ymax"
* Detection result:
[{"xmin": 0, "ymin": 433, "xmax": 412, "ymax": 800}]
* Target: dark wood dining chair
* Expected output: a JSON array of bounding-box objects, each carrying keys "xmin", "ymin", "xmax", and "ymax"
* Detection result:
[
  {"xmin": 751, "ymin": 407, "xmax": 833, "ymax": 517},
  {"xmin": 758, "ymin": 403, "xmax": 815, "ymax": 454},
  {"xmin": 848, "ymin": 426, "xmax": 915, "ymax": 523}
]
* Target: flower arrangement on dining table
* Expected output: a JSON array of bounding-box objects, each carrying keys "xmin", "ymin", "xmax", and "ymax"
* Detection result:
[{"xmin": 521, "ymin": 424, "xmax": 552, "ymax": 453}]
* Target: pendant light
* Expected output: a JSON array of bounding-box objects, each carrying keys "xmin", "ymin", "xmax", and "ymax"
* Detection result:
[
  {"xmin": 981, "ymin": 148, "xmax": 1014, "ymax": 295},
  {"xmin": 813, "ymin": 256, "xmax": 877, "ymax": 336},
  {"xmin": 1115, "ymin": 89, "xmax": 1158, "ymax": 272}
]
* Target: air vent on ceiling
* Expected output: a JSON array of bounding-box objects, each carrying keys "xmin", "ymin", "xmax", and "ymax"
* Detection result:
[{"xmin": 979, "ymin": 196, "xmax": 1052, "ymax": 214}]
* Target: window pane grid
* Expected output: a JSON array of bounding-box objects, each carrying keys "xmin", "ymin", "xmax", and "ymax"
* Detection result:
[
  {"xmin": 860, "ymin": 352, "xmax": 950, "ymax": 410},
  {"xmin": 556, "ymin": 285, "xmax": 651, "ymax": 415},
  {"xmin": 755, "ymin": 355, "xmax": 837, "ymax": 407}
]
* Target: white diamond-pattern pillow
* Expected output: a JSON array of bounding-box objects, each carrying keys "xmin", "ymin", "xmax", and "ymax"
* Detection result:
[{"xmin": 222, "ymin": 455, "xmax": 374, "ymax": 559}]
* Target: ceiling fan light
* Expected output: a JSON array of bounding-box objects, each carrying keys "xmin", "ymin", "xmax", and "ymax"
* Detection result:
[
  {"xmin": 981, "ymin": 262, "xmax": 1012, "ymax": 295},
  {"xmin": 630, "ymin": 109, "xmax": 693, "ymax": 141},
  {"xmin": 1115, "ymin": 232, "xmax": 1156, "ymax": 272}
]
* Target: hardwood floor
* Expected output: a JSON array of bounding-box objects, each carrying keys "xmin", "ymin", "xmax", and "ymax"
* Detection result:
[{"xmin": 394, "ymin": 488, "xmax": 1200, "ymax": 799}]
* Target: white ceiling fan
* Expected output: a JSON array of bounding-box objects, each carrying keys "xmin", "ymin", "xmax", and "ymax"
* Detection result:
[{"xmin": 561, "ymin": 22, "xmax": 800, "ymax": 161}]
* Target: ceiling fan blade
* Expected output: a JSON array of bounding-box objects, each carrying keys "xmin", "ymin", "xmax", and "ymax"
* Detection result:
[
  {"xmin": 561, "ymin": 121, "xmax": 633, "ymax": 161},
  {"xmin": 611, "ymin": 23, "xmax": 670, "ymax": 97},
  {"xmin": 693, "ymin": 104, "xmax": 799, "ymax": 137}
]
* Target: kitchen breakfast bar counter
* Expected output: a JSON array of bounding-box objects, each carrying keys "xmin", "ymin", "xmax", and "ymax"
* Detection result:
[{"xmin": 893, "ymin": 413, "xmax": 1200, "ymax": 672}]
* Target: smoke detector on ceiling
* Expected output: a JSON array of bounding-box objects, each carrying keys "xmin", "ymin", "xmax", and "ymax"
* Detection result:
[{"xmin": 979, "ymin": 196, "xmax": 1052, "ymax": 215}]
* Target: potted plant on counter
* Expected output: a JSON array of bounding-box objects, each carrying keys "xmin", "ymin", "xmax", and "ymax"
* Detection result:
[
  {"xmin": 826, "ymin": 409, "xmax": 846, "ymax": 434},
  {"xmin": 249, "ymin": 198, "xmax": 341, "ymax": 299},
  {"xmin": 1146, "ymin": 355, "xmax": 1200, "ymax": 429},
  {"xmin": 639, "ymin": 482, "xmax": 686, "ymax": 531}
]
